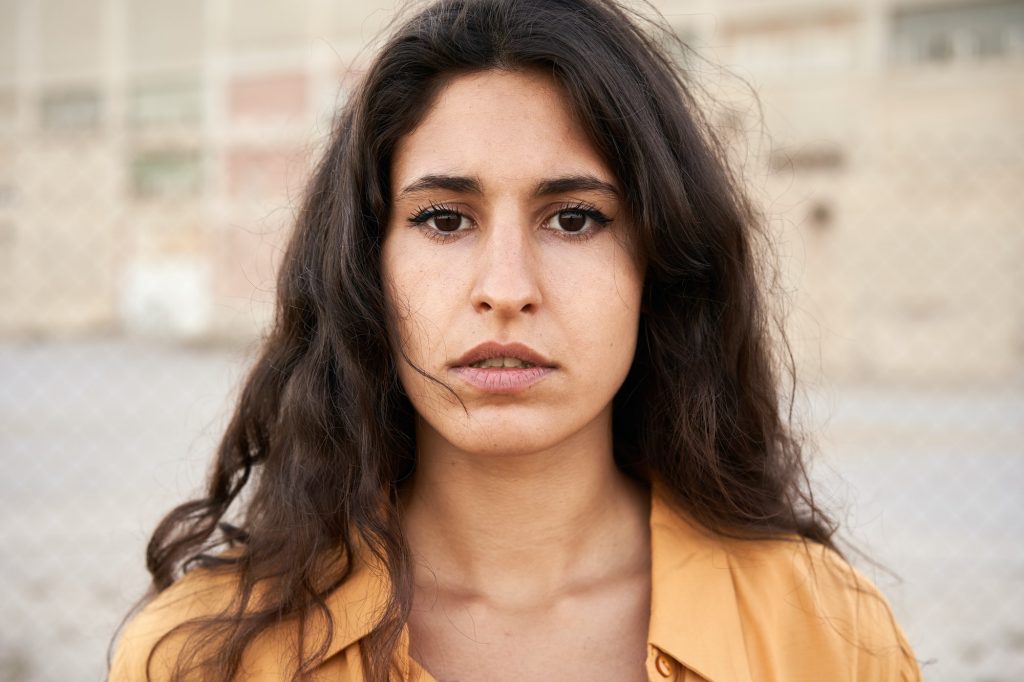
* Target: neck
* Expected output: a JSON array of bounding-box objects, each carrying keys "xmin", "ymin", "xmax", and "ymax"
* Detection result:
[{"xmin": 400, "ymin": 410, "xmax": 650, "ymax": 608}]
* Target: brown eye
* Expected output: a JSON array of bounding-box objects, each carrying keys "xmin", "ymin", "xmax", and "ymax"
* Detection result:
[
  {"xmin": 432, "ymin": 213, "xmax": 463, "ymax": 232},
  {"xmin": 557, "ymin": 210, "xmax": 587, "ymax": 232}
]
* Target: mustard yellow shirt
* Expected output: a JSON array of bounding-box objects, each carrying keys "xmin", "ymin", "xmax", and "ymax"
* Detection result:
[{"xmin": 110, "ymin": 484, "xmax": 920, "ymax": 681}]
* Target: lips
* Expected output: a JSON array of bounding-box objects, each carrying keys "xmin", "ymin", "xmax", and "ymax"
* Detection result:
[
  {"xmin": 450, "ymin": 341, "xmax": 556, "ymax": 395},
  {"xmin": 452, "ymin": 341, "xmax": 556, "ymax": 369}
]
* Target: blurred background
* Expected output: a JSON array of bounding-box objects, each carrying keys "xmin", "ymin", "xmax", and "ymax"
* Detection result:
[{"xmin": 0, "ymin": 0, "xmax": 1021, "ymax": 680}]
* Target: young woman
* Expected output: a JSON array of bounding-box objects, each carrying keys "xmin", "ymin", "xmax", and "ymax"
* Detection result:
[{"xmin": 110, "ymin": 0, "xmax": 920, "ymax": 680}]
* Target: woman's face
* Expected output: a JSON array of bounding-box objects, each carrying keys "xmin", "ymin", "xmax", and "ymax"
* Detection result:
[{"xmin": 382, "ymin": 69, "xmax": 644, "ymax": 457}]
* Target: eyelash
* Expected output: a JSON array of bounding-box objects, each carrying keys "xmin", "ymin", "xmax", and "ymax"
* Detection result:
[{"xmin": 407, "ymin": 201, "xmax": 613, "ymax": 244}]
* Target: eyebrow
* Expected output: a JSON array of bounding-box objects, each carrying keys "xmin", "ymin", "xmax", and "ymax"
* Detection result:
[{"xmin": 396, "ymin": 173, "xmax": 621, "ymax": 201}]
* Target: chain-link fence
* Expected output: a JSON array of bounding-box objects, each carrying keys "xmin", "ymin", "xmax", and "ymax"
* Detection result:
[
  {"xmin": 1, "ymin": 1, "xmax": 1023, "ymax": 681},
  {"xmin": 4, "ymin": 339, "xmax": 1021, "ymax": 681}
]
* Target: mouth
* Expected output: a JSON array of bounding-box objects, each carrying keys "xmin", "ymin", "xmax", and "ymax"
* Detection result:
[
  {"xmin": 453, "ymin": 341, "xmax": 556, "ymax": 370},
  {"xmin": 467, "ymin": 357, "xmax": 538, "ymax": 369},
  {"xmin": 451, "ymin": 342, "xmax": 556, "ymax": 394}
]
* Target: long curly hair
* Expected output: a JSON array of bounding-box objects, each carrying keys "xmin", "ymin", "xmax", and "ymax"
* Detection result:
[{"xmin": 137, "ymin": 0, "xmax": 836, "ymax": 679}]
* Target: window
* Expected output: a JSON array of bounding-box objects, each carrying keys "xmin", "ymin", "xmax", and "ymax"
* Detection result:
[
  {"xmin": 724, "ymin": 14, "xmax": 857, "ymax": 76},
  {"xmin": 226, "ymin": 146, "xmax": 301, "ymax": 198},
  {"xmin": 131, "ymin": 149, "xmax": 202, "ymax": 199},
  {"xmin": 228, "ymin": 72, "xmax": 307, "ymax": 122},
  {"xmin": 923, "ymin": 33, "xmax": 955, "ymax": 62},
  {"xmin": 891, "ymin": 1, "xmax": 1024, "ymax": 66},
  {"xmin": 129, "ymin": 80, "xmax": 202, "ymax": 129},
  {"xmin": 768, "ymin": 144, "xmax": 845, "ymax": 174},
  {"xmin": 973, "ymin": 26, "xmax": 1010, "ymax": 58},
  {"xmin": 40, "ymin": 88, "xmax": 101, "ymax": 132}
]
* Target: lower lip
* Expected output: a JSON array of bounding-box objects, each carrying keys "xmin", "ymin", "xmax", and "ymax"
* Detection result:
[{"xmin": 451, "ymin": 366, "xmax": 555, "ymax": 394}]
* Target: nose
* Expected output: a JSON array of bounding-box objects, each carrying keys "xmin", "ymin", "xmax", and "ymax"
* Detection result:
[{"xmin": 469, "ymin": 219, "xmax": 542, "ymax": 316}]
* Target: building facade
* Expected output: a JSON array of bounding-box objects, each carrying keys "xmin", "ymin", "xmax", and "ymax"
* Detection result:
[{"xmin": 1, "ymin": 0, "xmax": 1021, "ymax": 384}]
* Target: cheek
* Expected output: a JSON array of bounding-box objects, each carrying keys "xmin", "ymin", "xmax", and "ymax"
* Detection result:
[
  {"xmin": 581, "ymin": 298, "xmax": 642, "ymax": 378},
  {"xmin": 554, "ymin": 244, "xmax": 643, "ymax": 348},
  {"xmin": 382, "ymin": 238, "xmax": 454, "ymax": 370},
  {"xmin": 598, "ymin": 258, "xmax": 644, "ymax": 378}
]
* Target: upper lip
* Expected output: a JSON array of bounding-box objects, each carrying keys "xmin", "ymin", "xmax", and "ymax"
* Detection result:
[{"xmin": 453, "ymin": 342, "xmax": 556, "ymax": 368}]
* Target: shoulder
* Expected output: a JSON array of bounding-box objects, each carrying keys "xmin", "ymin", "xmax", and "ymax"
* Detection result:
[
  {"xmin": 722, "ymin": 532, "xmax": 882, "ymax": 616},
  {"xmin": 109, "ymin": 567, "xmax": 242, "ymax": 682},
  {"xmin": 110, "ymin": 553, "xmax": 388, "ymax": 681},
  {"xmin": 649, "ymin": 493, "xmax": 920, "ymax": 681},
  {"xmin": 724, "ymin": 536, "xmax": 909, "ymax": 647},
  {"xmin": 727, "ymin": 536, "xmax": 920, "ymax": 680}
]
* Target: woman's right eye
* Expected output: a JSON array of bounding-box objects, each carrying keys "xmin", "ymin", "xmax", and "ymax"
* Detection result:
[
  {"xmin": 427, "ymin": 211, "xmax": 465, "ymax": 233},
  {"xmin": 408, "ymin": 205, "xmax": 470, "ymax": 239}
]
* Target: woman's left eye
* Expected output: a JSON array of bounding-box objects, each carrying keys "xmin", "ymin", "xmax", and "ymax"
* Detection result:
[{"xmin": 545, "ymin": 205, "xmax": 612, "ymax": 237}]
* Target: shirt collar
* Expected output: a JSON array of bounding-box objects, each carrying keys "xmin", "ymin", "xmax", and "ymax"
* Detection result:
[
  {"xmin": 648, "ymin": 479, "xmax": 754, "ymax": 682},
  {"xmin": 316, "ymin": 481, "xmax": 755, "ymax": 682},
  {"xmin": 316, "ymin": 547, "xmax": 391, "ymax": 660}
]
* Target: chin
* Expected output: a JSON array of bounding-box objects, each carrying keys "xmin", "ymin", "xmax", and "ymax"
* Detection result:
[
  {"xmin": 453, "ymin": 430, "xmax": 561, "ymax": 457},
  {"xmin": 416, "ymin": 404, "xmax": 606, "ymax": 459}
]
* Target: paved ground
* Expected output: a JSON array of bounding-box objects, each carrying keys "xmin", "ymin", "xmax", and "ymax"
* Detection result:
[{"xmin": 1, "ymin": 338, "xmax": 1022, "ymax": 681}]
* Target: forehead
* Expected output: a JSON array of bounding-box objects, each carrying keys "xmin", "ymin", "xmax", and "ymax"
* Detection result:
[{"xmin": 390, "ymin": 69, "xmax": 615, "ymax": 192}]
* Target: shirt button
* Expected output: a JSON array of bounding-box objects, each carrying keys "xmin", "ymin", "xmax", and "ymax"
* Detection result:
[{"xmin": 654, "ymin": 652, "xmax": 674, "ymax": 677}]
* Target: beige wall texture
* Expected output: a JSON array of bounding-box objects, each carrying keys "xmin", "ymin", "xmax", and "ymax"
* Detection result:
[{"xmin": 0, "ymin": 0, "xmax": 1021, "ymax": 385}]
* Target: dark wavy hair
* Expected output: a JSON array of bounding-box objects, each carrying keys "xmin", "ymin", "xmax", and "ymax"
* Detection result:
[{"xmin": 135, "ymin": 0, "xmax": 837, "ymax": 679}]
